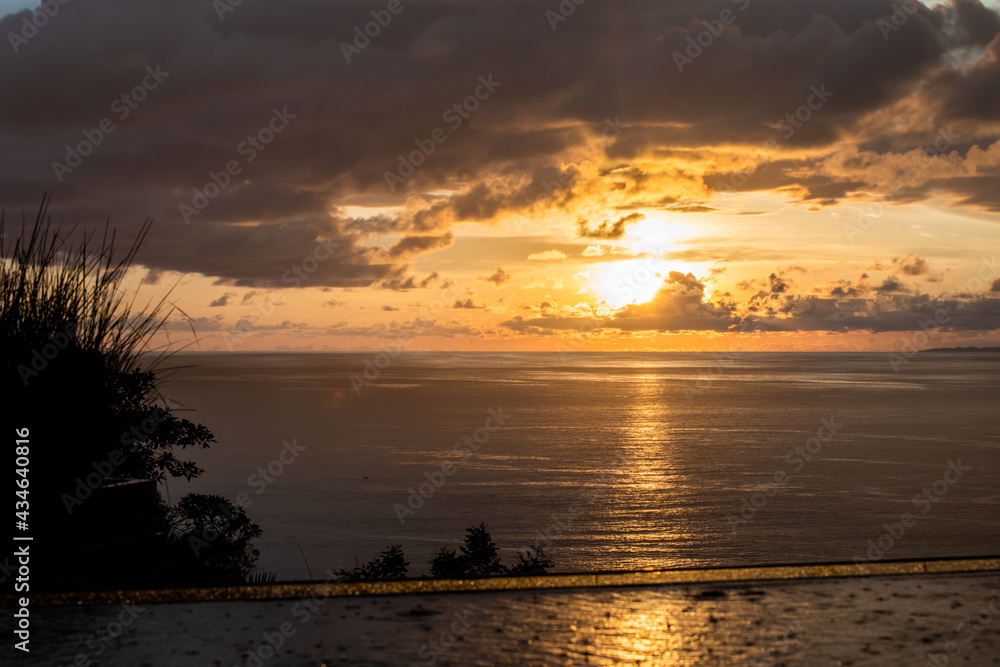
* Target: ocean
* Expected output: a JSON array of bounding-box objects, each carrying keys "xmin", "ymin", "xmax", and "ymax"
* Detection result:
[{"xmin": 159, "ymin": 351, "xmax": 1000, "ymax": 580}]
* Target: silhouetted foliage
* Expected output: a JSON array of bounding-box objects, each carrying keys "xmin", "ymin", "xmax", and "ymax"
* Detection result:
[
  {"xmin": 509, "ymin": 545, "xmax": 553, "ymax": 575},
  {"xmin": 245, "ymin": 570, "xmax": 278, "ymax": 585},
  {"xmin": 338, "ymin": 544, "xmax": 410, "ymax": 581},
  {"xmin": 160, "ymin": 494, "xmax": 262, "ymax": 584},
  {"xmin": 429, "ymin": 523, "xmax": 508, "ymax": 578},
  {"xmin": 110, "ymin": 369, "xmax": 215, "ymax": 483},
  {"xmin": 460, "ymin": 522, "xmax": 506, "ymax": 576},
  {"xmin": 1, "ymin": 196, "xmax": 259, "ymax": 587},
  {"xmin": 429, "ymin": 546, "xmax": 466, "ymax": 578},
  {"xmin": 338, "ymin": 523, "xmax": 557, "ymax": 580}
]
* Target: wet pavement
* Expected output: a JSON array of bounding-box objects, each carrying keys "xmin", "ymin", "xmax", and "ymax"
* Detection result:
[{"xmin": 7, "ymin": 570, "xmax": 1000, "ymax": 666}]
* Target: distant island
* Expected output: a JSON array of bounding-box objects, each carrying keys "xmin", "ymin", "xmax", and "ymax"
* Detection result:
[{"xmin": 921, "ymin": 346, "xmax": 1000, "ymax": 352}]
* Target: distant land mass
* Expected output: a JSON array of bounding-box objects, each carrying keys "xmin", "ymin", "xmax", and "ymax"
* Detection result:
[{"xmin": 921, "ymin": 346, "xmax": 1000, "ymax": 352}]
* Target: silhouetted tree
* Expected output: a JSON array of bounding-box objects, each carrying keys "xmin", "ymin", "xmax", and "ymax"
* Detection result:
[
  {"xmin": 429, "ymin": 523, "xmax": 507, "ymax": 578},
  {"xmin": 460, "ymin": 522, "xmax": 506, "ymax": 576}
]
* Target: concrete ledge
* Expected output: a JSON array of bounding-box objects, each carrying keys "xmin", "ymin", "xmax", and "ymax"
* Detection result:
[{"xmin": 7, "ymin": 556, "xmax": 998, "ymax": 607}]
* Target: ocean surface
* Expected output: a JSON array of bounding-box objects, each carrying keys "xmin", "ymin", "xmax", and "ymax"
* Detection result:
[{"xmin": 160, "ymin": 351, "xmax": 1000, "ymax": 580}]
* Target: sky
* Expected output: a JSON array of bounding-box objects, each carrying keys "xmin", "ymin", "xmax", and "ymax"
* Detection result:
[{"xmin": 2, "ymin": 0, "xmax": 999, "ymax": 351}]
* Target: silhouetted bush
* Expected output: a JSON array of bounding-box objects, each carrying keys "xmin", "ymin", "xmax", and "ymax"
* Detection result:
[
  {"xmin": 429, "ymin": 546, "xmax": 465, "ymax": 578},
  {"xmin": 429, "ymin": 523, "xmax": 509, "ymax": 578},
  {"xmin": 1, "ymin": 196, "xmax": 260, "ymax": 587},
  {"xmin": 338, "ymin": 544, "xmax": 409, "ymax": 581},
  {"xmin": 509, "ymin": 545, "xmax": 553, "ymax": 575},
  {"xmin": 338, "ymin": 523, "xmax": 556, "ymax": 580},
  {"xmin": 160, "ymin": 494, "xmax": 263, "ymax": 584}
]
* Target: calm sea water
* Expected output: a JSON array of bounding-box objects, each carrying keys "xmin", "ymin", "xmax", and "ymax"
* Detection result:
[{"xmin": 160, "ymin": 352, "xmax": 1000, "ymax": 580}]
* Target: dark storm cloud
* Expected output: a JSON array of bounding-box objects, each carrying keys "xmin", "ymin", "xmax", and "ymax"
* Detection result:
[
  {"xmin": 925, "ymin": 175, "xmax": 1000, "ymax": 212},
  {"xmin": 141, "ymin": 219, "xmax": 399, "ymax": 288},
  {"xmin": 1, "ymin": 0, "xmax": 999, "ymax": 287}
]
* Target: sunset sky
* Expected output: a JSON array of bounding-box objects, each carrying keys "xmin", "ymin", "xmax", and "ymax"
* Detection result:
[{"xmin": 2, "ymin": 0, "xmax": 999, "ymax": 351}]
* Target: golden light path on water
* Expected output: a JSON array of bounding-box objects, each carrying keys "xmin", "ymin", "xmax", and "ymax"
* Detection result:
[{"xmin": 591, "ymin": 374, "xmax": 690, "ymax": 576}]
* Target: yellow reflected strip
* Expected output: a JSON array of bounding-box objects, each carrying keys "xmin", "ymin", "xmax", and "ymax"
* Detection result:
[{"xmin": 7, "ymin": 557, "xmax": 998, "ymax": 607}]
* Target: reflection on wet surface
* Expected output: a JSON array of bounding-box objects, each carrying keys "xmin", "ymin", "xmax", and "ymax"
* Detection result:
[{"xmin": 14, "ymin": 571, "xmax": 1000, "ymax": 666}]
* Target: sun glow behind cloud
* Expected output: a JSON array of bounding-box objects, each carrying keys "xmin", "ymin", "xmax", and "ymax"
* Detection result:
[
  {"xmin": 7, "ymin": 0, "xmax": 1000, "ymax": 352},
  {"xmin": 619, "ymin": 215, "xmax": 693, "ymax": 257},
  {"xmin": 590, "ymin": 215, "xmax": 709, "ymax": 308},
  {"xmin": 592, "ymin": 259, "xmax": 713, "ymax": 309}
]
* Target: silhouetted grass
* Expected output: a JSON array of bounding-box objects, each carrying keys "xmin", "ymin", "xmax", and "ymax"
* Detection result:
[
  {"xmin": 2, "ymin": 196, "xmax": 261, "ymax": 589},
  {"xmin": 0, "ymin": 193, "xmax": 185, "ymax": 375}
]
